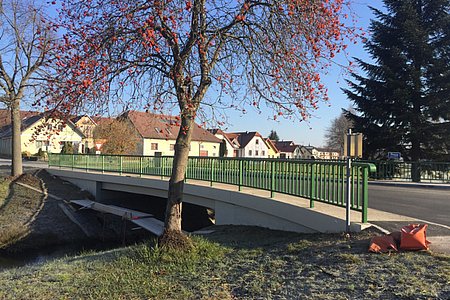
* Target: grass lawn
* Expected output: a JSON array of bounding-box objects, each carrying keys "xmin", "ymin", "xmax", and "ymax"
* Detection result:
[
  {"xmin": 0, "ymin": 226, "xmax": 448, "ymax": 299},
  {"xmin": 0, "ymin": 175, "xmax": 44, "ymax": 248}
]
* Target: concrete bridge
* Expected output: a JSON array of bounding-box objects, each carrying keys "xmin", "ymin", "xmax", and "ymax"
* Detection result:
[{"xmin": 47, "ymin": 168, "xmax": 369, "ymax": 233}]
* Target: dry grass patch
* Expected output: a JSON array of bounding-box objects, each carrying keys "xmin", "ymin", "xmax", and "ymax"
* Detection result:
[{"xmin": 0, "ymin": 175, "xmax": 44, "ymax": 248}]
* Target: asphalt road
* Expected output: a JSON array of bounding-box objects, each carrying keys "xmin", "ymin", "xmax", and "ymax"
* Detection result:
[
  {"xmin": 369, "ymin": 184, "xmax": 449, "ymax": 226},
  {"xmin": 0, "ymin": 158, "xmax": 47, "ymax": 169}
]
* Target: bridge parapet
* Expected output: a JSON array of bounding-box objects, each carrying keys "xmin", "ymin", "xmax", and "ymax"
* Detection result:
[{"xmin": 48, "ymin": 154, "xmax": 375, "ymax": 223}]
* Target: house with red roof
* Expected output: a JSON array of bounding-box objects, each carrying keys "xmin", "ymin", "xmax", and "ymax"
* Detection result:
[{"xmin": 120, "ymin": 111, "xmax": 221, "ymax": 157}]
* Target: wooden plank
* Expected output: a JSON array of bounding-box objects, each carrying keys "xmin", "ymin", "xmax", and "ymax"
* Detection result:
[
  {"xmin": 70, "ymin": 199, "xmax": 163, "ymax": 235},
  {"xmin": 70, "ymin": 200, "xmax": 152, "ymax": 219},
  {"xmin": 131, "ymin": 218, "xmax": 165, "ymax": 236}
]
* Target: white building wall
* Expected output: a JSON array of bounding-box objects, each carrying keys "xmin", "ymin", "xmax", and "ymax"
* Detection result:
[
  {"xmin": 22, "ymin": 120, "xmax": 84, "ymax": 154},
  {"xmin": 242, "ymin": 136, "xmax": 269, "ymax": 158},
  {"xmin": 142, "ymin": 138, "xmax": 220, "ymax": 157}
]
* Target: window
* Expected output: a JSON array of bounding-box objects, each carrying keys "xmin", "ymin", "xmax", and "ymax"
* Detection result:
[
  {"xmin": 165, "ymin": 128, "xmax": 172, "ymax": 135},
  {"xmin": 248, "ymin": 150, "xmax": 252, "ymax": 156},
  {"xmin": 262, "ymin": 151, "xmax": 265, "ymax": 156},
  {"xmin": 36, "ymin": 140, "xmax": 49, "ymax": 150},
  {"xmin": 47, "ymin": 124, "xmax": 53, "ymax": 131},
  {"xmin": 154, "ymin": 127, "xmax": 160, "ymax": 133},
  {"xmin": 151, "ymin": 143, "xmax": 158, "ymax": 150},
  {"xmin": 200, "ymin": 144, "xmax": 205, "ymax": 149},
  {"xmin": 170, "ymin": 144, "xmax": 175, "ymax": 151},
  {"xmin": 58, "ymin": 124, "xmax": 64, "ymax": 131},
  {"xmin": 255, "ymin": 150, "xmax": 259, "ymax": 156},
  {"xmin": 256, "ymin": 139, "xmax": 259, "ymax": 145}
]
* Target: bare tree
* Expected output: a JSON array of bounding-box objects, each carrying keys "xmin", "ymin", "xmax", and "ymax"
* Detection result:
[
  {"xmin": 47, "ymin": 0, "xmax": 357, "ymax": 247},
  {"xmin": 0, "ymin": 0, "xmax": 52, "ymax": 176},
  {"xmin": 325, "ymin": 110, "xmax": 353, "ymax": 155},
  {"xmin": 93, "ymin": 119, "xmax": 139, "ymax": 155}
]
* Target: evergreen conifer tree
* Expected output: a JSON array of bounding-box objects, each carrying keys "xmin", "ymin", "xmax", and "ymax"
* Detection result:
[{"xmin": 344, "ymin": 0, "xmax": 450, "ymax": 161}]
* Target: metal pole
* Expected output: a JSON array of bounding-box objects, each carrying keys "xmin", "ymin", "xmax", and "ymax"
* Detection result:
[{"xmin": 346, "ymin": 128, "xmax": 352, "ymax": 233}]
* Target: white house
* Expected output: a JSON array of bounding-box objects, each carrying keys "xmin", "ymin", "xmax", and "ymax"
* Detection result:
[
  {"xmin": 121, "ymin": 111, "xmax": 222, "ymax": 157},
  {"xmin": 220, "ymin": 131, "xmax": 270, "ymax": 158},
  {"xmin": 274, "ymin": 141, "xmax": 301, "ymax": 159},
  {"xmin": 0, "ymin": 113, "xmax": 85, "ymax": 155}
]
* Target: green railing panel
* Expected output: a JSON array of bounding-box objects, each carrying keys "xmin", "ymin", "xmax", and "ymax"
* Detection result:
[
  {"xmin": 358, "ymin": 160, "xmax": 450, "ymax": 183},
  {"xmin": 48, "ymin": 154, "xmax": 376, "ymax": 223}
]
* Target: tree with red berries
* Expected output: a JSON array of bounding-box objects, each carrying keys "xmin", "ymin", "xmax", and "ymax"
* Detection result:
[{"xmin": 48, "ymin": 0, "xmax": 356, "ymax": 247}]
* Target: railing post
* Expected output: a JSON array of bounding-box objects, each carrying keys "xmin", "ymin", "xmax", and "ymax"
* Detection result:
[
  {"xmin": 210, "ymin": 158, "xmax": 214, "ymax": 186},
  {"xmin": 139, "ymin": 156, "xmax": 143, "ymax": 177},
  {"xmin": 86, "ymin": 154, "xmax": 89, "ymax": 172},
  {"xmin": 161, "ymin": 157, "xmax": 165, "ymax": 180},
  {"xmin": 362, "ymin": 167, "xmax": 369, "ymax": 223},
  {"xmin": 310, "ymin": 163, "xmax": 315, "ymax": 208},
  {"xmin": 102, "ymin": 155, "xmax": 105, "ymax": 174},
  {"xmin": 119, "ymin": 156, "xmax": 123, "ymax": 175},
  {"xmin": 72, "ymin": 154, "xmax": 74, "ymax": 170},
  {"xmin": 238, "ymin": 159, "xmax": 243, "ymax": 191},
  {"xmin": 59, "ymin": 153, "xmax": 61, "ymax": 169},
  {"xmin": 270, "ymin": 160, "xmax": 275, "ymax": 198}
]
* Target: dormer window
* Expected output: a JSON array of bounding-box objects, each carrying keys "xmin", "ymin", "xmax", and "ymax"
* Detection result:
[
  {"xmin": 256, "ymin": 139, "xmax": 259, "ymax": 145},
  {"xmin": 154, "ymin": 127, "xmax": 160, "ymax": 133},
  {"xmin": 165, "ymin": 128, "xmax": 172, "ymax": 135}
]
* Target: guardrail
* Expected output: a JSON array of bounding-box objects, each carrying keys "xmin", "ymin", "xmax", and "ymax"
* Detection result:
[
  {"xmin": 361, "ymin": 160, "xmax": 450, "ymax": 183},
  {"xmin": 48, "ymin": 154, "xmax": 376, "ymax": 223}
]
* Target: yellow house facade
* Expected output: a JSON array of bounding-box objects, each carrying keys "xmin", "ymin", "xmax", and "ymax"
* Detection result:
[
  {"xmin": 265, "ymin": 139, "xmax": 280, "ymax": 158},
  {"xmin": 0, "ymin": 113, "xmax": 85, "ymax": 156}
]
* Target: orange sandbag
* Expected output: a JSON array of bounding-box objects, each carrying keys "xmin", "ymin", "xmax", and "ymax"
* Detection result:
[
  {"xmin": 368, "ymin": 235, "xmax": 398, "ymax": 253},
  {"xmin": 400, "ymin": 224, "xmax": 431, "ymax": 251}
]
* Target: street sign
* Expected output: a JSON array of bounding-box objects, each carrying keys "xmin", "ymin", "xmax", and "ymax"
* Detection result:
[
  {"xmin": 388, "ymin": 152, "xmax": 401, "ymax": 160},
  {"xmin": 343, "ymin": 132, "xmax": 363, "ymax": 158}
]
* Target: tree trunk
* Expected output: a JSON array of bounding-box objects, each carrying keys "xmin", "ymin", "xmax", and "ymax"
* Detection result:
[
  {"xmin": 11, "ymin": 98, "xmax": 23, "ymax": 177},
  {"xmin": 164, "ymin": 114, "xmax": 195, "ymax": 233}
]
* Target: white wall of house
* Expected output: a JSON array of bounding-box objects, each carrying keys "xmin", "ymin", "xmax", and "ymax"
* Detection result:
[
  {"xmin": 242, "ymin": 136, "xmax": 269, "ymax": 158},
  {"xmin": 21, "ymin": 119, "xmax": 84, "ymax": 154},
  {"xmin": 142, "ymin": 138, "xmax": 220, "ymax": 157},
  {"xmin": 213, "ymin": 133, "xmax": 236, "ymax": 157},
  {"xmin": 0, "ymin": 119, "xmax": 84, "ymax": 156}
]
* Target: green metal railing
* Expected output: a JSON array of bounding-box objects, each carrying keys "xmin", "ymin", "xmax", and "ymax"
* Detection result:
[
  {"xmin": 362, "ymin": 160, "xmax": 450, "ymax": 183},
  {"xmin": 49, "ymin": 154, "xmax": 376, "ymax": 223}
]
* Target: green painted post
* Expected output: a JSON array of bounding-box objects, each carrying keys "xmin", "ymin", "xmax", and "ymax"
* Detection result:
[
  {"xmin": 238, "ymin": 159, "xmax": 243, "ymax": 191},
  {"xmin": 102, "ymin": 155, "xmax": 105, "ymax": 174},
  {"xmin": 362, "ymin": 167, "xmax": 369, "ymax": 223},
  {"xmin": 310, "ymin": 163, "xmax": 315, "ymax": 208},
  {"xmin": 210, "ymin": 159, "xmax": 214, "ymax": 186},
  {"xmin": 59, "ymin": 153, "xmax": 61, "ymax": 169},
  {"xmin": 119, "ymin": 156, "xmax": 123, "ymax": 175},
  {"xmin": 270, "ymin": 160, "xmax": 275, "ymax": 198},
  {"xmin": 139, "ymin": 156, "xmax": 143, "ymax": 177},
  {"xmin": 86, "ymin": 155, "xmax": 89, "ymax": 172},
  {"xmin": 72, "ymin": 154, "xmax": 75, "ymax": 170}
]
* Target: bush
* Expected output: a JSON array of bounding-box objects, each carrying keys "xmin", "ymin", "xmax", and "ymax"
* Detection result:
[
  {"xmin": 61, "ymin": 142, "xmax": 74, "ymax": 154},
  {"xmin": 21, "ymin": 151, "xmax": 31, "ymax": 158}
]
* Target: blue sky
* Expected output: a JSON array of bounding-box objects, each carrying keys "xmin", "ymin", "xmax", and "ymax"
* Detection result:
[
  {"xmin": 225, "ymin": 0, "xmax": 384, "ymax": 146},
  {"xmin": 6, "ymin": 0, "xmax": 384, "ymax": 147}
]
